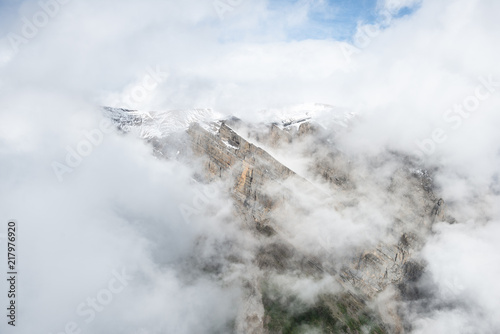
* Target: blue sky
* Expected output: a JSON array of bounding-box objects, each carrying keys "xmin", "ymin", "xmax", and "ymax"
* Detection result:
[
  {"xmin": 267, "ymin": 0, "xmax": 419, "ymax": 41},
  {"xmin": 0, "ymin": 0, "xmax": 22, "ymax": 35},
  {"xmin": 0, "ymin": 0, "xmax": 420, "ymax": 43},
  {"xmin": 296, "ymin": 0, "xmax": 378, "ymax": 40}
]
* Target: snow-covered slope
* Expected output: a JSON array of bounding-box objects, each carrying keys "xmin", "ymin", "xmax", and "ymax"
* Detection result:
[
  {"xmin": 257, "ymin": 103, "xmax": 357, "ymax": 130},
  {"xmin": 103, "ymin": 106, "xmax": 221, "ymax": 139},
  {"xmin": 103, "ymin": 103, "xmax": 356, "ymax": 141}
]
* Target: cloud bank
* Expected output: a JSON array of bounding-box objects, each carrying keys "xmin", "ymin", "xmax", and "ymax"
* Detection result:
[{"xmin": 0, "ymin": 0, "xmax": 499, "ymax": 332}]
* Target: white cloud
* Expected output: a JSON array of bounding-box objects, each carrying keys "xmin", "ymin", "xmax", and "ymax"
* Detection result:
[
  {"xmin": 377, "ymin": 0, "xmax": 422, "ymax": 14},
  {"xmin": 0, "ymin": 0, "xmax": 499, "ymax": 332},
  {"xmin": 411, "ymin": 221, "xmax": 500, "ymax": 333}
]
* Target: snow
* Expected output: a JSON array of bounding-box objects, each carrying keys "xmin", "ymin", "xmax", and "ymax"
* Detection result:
[
  {"xmin": 258, "ymin": 102, "xmax": 357, "ymax": 129},
  {"xmin": 103, "ymin": 107, "xmax": 222, "ymax": 139},
  {"xmin": 221, "ymin": 139, "xmax": 239, "ymax": 150},
  {"xmin": 103, "ymin": 102, "xmax": 355, "ymax": 141},
  {"xmin": 199, "ymin": 120, "xmax": 222, "ymax": 136}
]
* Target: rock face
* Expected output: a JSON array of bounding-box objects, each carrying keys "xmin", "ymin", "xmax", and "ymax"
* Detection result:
[
  {"xmin": 105, "ymin": 108, "xmax": 453, "ymax": 334},
  {"xmin": 186, "ymin": 118, "xmax": 448, "ymax": 333}
]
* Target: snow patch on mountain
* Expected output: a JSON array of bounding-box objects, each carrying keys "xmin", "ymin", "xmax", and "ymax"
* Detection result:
[
  {"xmin": 257, "ymin": 103, "xmax": 357, "ymax": 129},
  {"xmin": 103, "ymin": 107, "xmax": 221, "ymax": 139},
  {"xmin": 103, "ymin": 103, "xmax": 356, "ymax": 142}
]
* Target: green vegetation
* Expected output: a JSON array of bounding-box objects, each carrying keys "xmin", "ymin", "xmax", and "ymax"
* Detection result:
[{"xmin": 262, "ymin": 281, "xmax": 388, "ymax": 334}]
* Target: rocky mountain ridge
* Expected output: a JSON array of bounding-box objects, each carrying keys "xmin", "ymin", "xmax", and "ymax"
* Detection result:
[{"xmin": 104, "ymin": 107, "xmax": 454, "ymax": 333}]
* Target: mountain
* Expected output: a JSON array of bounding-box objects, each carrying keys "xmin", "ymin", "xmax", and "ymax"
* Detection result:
[{"xmin": 104, "ymin": 107, "xmax": 455, "ymax": 334}]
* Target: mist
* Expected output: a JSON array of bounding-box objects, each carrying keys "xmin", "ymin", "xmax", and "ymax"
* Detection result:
[{"xmin": 1, "ymin": 0, "xmax": 499, "ymax": 333}]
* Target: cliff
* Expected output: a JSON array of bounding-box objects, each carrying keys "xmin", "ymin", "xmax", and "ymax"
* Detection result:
[{"xmin": 104, "ymin": 108, "xmax": 454, "ymax": 333}]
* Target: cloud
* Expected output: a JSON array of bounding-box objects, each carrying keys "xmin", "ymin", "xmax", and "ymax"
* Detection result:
[
  {"xmin": 0, "ymin": 95, "xmax": 245, "ymax": 332},
  {"xmin": 0, "ymin": 0, "xmax": 499, "ymax": 332},
  {"xmin": 410, "ymin": 220, "xmax": 500, "ymax": 333},
  {"xmin": 377, "ymin": 0, "xmax": 422, "ymax": 14}
]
